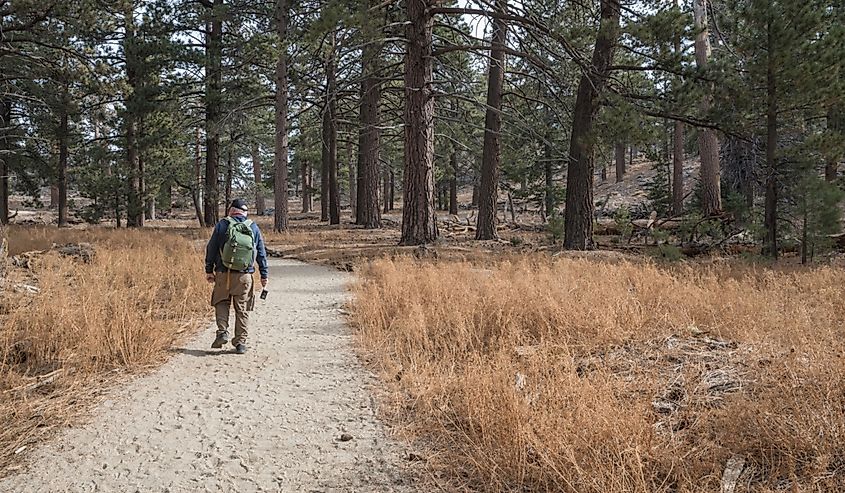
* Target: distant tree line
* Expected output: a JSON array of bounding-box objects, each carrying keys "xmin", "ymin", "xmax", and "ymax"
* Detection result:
[{"xmin": 1, "ymin": 0, "xmax": 843, "ymax": 258}]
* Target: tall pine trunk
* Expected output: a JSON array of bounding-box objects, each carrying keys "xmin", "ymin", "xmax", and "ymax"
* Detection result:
[
  {"xmin": 763, "ymin": 20, "xmax": 778, "ymax": 258},
  {"xmin": 193, "ymin": 127, "xmax": 205, "ymax": 227},
  {"xmin": 146, "ymin": 198, "xmax": 156, "ymax": 221},
  {"xmin": 50, "ymin": 184, "xmax": 58, "ymax": 209},
  {"xmin": 389, "ymin": 169, "xmax": 395, "ymax": 211},
  {"xmin": 57, "ymin": 93, "xmax": 69, "ymax": 227},
  {"xmin": 672, "ymin": 0, "xmax": 685, "ymax": 216},
  {"xmin": 826, "ymin": 159, "xmax": 838, "ymax": 182},
  {"xmin": 400, "ymin": 0, "xmax": 437, "ymax": 245},
  {"xmin": 356, "ymin": 0, "xmax": 382, "ymax": 228},
  {"xmin": 0, "ymin": 101, "xmax": 4, "ymax": 261},
  {"xmin": 563, "ymin": 0, "xmax": 620, "ymax": 250},
  {"xmin": 161, "ymin": 181, "xmax": 172, "ymax": 213},
  {"xmin": 320, "ymin": 115, "xmax": 329, "ymax": 221},
  {"xmin": 673, "ymin": 122, "xmax": 685, "ymax": 215},
  {"xmin": 301, "ymin": 159, "xmax": 311, "ymax": 213},
  {"xmin": 126, "ymin": 120, "xmax": 142, "ymax": 227},
  {"xmin": 0, "ymin": 219, "xmax": 5, "ymax": 278},
  {"xmin": 0, "ymin": 98, "xmax": 10, "ymax": 225},
  {"xmin": 125, "ymin": 6, "xmax": 143, "ymax": 228},
  {"xmin": 252, "ymin": 142, "xmax": 265, "ymax": 214},
  {"xmin": 203, "ymin": 0, "xmax": 223, "ymax": 227},
  {"xmin": 614, "ymin": 143, "xmax": 625, "ymax": 183},
  {"xmin": 274, "ymin": 0, "xmax": 290, "ymax": 232},
  {"xmin": 140, "ymin": 114, "xmax": 152, "ymax": 222},
  {"xmin": 476, "ymin": 0, "xmax": 508, "ymax": 240},
  {"xmin": 139, "ymin": 133, "xmax": 147, "ymax": 222},
  {"xmin": 320, "ymin": 106, "xmax": 340, "ymax": 223},
  {"xmin": 449, "ymin": 150, "xmax": 459, "ymax": 215},
  {"xmin": 544, "ymin": 145, "xmax": 555, "ymax": 218},
  {"xmin": 826, "ymin": 107, "xmax": 842, "ymax": 182},
  {"xmin": 325, "ymin": 39, "xmax": 340, "ymax": 225},
  {"xmin": 347, "ymin": 137, "xmax": 356, "ymax": 219},
  {"xmin": 225, "ymin": 144, "xmax": 233, "ymax": 208},
  {"xmin": 382, "ymin": 166, "xmax": 390, "ymax": 214},
  {"xmin": 693, "ymin": 0, "xmax": 721, "ymax": 215}
]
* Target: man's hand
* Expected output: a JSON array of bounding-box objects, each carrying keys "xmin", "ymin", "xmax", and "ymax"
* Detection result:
[
  {"xmin": 206, "ymin": 273, "xmax": 215, "ymax": 284},
  {"xmin": 261, "ymin": 278, "xmax": 268, "ymax": 288}
]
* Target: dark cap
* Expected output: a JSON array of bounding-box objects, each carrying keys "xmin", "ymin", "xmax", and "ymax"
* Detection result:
[{"xmin": 230, "ymin": 199, "xmax": 248, "ymax": 212}]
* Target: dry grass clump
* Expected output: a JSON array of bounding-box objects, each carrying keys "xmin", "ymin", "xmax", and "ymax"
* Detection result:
[
  {"xmin": 351, "ymin": 257, "xmax": 845, "ymax": 492},
  {"xmin": 6, "ymin": 224, "xmax": 206, "ymax": 255},
  {"xmin": 0, "ymin": 226, "xmax": 208, "ymax": 475}
]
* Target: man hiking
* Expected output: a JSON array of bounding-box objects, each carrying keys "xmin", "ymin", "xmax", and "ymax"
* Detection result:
[{"xmin": 205, "ymin": 199, "xmax": 269, "ymax": 354}]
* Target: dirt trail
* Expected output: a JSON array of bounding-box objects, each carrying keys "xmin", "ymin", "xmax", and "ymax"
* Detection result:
[{"xmin": 1, "ymin": 259, "xmax": 417, "ymax": 492}]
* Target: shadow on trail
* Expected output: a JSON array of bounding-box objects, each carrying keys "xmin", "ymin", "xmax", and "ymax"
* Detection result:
[{"xmin": 172, "ymin": 347, "xmax": 232, "ymax": 357}]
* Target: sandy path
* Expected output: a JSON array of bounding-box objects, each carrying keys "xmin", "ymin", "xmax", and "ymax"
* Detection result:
[{"xmin": 1, "ymin": 259, "xmax": 417, "ymax": 493}]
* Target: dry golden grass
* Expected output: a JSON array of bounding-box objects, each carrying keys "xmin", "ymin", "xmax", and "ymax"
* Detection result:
[
  {"xmin": 0, "ymin": 226, "xmax": 208, "ymax": 475},
  {"xmin": 351, "ymin": 257, "xmax": 845, "ymax": 492}
]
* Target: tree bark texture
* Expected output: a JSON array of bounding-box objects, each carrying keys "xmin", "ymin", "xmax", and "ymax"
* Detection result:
[
  {"xmin": 348, "ymin": 140, "xmax": 357, "ymax": 220},
  {"xmin": 449, "ymin": 151, "xmax": 459, "ymax": 215},
  {"xmin": 57, "ymin": 100, "xmax": 69, "ymax": 227},
  {"xmin": 125, "ymin": 7, "xmax": 143, "ymax": 227},
  {"xmin": 356, "ymin": 0, "xmax": 382, "ymax": 228},
  {"xmin": 194, "ymin": 127, "xmax": 204, "ymax": 227},
  {"xmin": 203, "ymin": 0, "xmax": 224, "ymax": 227},
  {"xmin": 382, "ymin": 166, "xmax": 390, "ymax": 214},
  {"xmin": 389, "ymin": 170, "xmax": 395, "ymax": 210},
  {"xmin": 693, "ymin": 0, "xmax": 721, "ymax": 215},
  {"xmin": 0, "ymin": 98, "xmax": 10, "ymax": 225},
  {"xmin": 672, "ymin": 121, "xmax": 685, "ymax": 215},
  {"xmin": 252, "ymin": 142, "xmax": 265, "ymax": 214},
  {"xmin": 225, "ymin": 144, "xmax": 233, "ymax": 209},
  {"xmin": 672, "ymin": 0, "xmax": 685, "ymax": 216},
  {"xmin": 301, "ymin": 159, "xmax": 311, "ymax": 213},
  {"xmin": 325, "ymin": 39, "xmax": 340, "ymax": 225},
  {"xmin": 826, "ymin": 107, "xmax": 843, "ymax": 182},
  {"xmin": 543, "ymin": 139, "xmax": 555, "ymax": 218},
  {"xmin": 764, "ymin": 21, "xmax": 778, "ymax": 258},
  {"xmin": 400, "ymin": 0, "xmax": 438, "ymax": 245},
  {"xmin": 476, "ymin": 0, "xmax": 508, "ymax": 240},
  {"xmin": 614, "ymin": 143, "xmax": 625, "ymax": 183},
  {"xmin": 274, "ymin": 0, "xmax": 290, "ymax": 232},
  {"xmin": 563, "ymin": 0, "xmax": 620, "ymax": 250}
]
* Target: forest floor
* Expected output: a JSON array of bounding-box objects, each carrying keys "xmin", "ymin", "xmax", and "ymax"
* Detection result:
[{"xmin": 0, "ymin": 258, "xmax": 421, "ymax": 492}]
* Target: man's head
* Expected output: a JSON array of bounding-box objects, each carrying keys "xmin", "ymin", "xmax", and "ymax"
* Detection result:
[{"xmin": 229, "ymin": 199, "xmax": 249, "ymax": 217}]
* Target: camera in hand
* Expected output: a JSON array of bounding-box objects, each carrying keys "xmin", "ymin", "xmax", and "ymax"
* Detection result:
[{"xmin": 260, "ymin": 289, "xmax": 269, "ymax": 300}]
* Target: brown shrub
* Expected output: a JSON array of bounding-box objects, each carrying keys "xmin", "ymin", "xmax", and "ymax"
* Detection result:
[
  {"xmin": 351, "ymin": 257, "xmax": 845, "ymax": 492},
  {"xmin": 0, "ymin": 227, "xmax": 208, "ymax": 474}
]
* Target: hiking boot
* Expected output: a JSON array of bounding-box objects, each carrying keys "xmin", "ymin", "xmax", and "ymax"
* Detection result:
[
  {"xmin": 211, "ymin": 332, "xmax": 229, "ymax": 349},
  {"xmin": 235, "ymin": 344, "xmax": 247, "ymax": 354}
]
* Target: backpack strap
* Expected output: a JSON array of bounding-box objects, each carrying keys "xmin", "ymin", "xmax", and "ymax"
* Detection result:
[{"xmin": 243, "ymin": 219, "xmax": 254, "ymax": 228}]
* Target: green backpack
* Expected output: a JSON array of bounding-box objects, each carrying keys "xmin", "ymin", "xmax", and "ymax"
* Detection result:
[{"xmin": 221, "ymin": 217, "xmax": 255, "ymax": 271}]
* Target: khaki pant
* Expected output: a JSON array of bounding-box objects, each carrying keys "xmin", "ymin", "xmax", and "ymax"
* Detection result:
[{"xmin": 211, "ymin": 272, "xmax": 255, "ymax": 346}]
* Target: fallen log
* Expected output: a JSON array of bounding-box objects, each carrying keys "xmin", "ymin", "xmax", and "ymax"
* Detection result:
[
  {"xmin": 3, "ymin": 369, "xmax": 64, "ymax": 394},
  {"xmin": 54, "ymin": 243, "xmax": 96, "ymax": 263},
  {"xmin": 829, "ymin": 232, "xmax": 845, "ymax": 251}
]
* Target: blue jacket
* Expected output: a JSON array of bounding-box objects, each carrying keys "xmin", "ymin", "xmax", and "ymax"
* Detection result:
[{"xmin": 205, "ymin": 216, "xmax": 269, "ymax": 279}]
